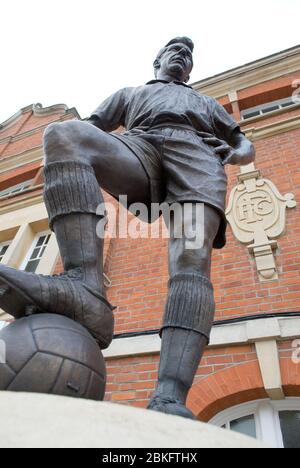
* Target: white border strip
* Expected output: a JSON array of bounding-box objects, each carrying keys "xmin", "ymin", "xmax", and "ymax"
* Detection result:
[{"xmin": 103, "ymin": 316, "xmax": 300, "ymax": 359}]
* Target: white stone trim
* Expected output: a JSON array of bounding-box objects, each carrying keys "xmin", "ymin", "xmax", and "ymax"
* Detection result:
[
  {"xmin": 0, "ymin": 193, "xmax": 44, "ymax": 216},
  {"xmin": 103, "ymin": 334, "xmax": 162, "ymax": 359},
  {"xmin": 247, "ymin": 318, "xmax": 281, "ymax": 341},
  {"xmin": 245, "ymin": 115, "xmax": 300, "ymax": 142},
  {"xmin": 103, "ymin": 316, "xmax": 300, "ymax": 359},
  {"xmin": 1, "ymin": 224, "xmax": 35, "ymax": 269},
  {"xmin": 255, "ymin": 340, "xmax": 284, "ymax": 400},
  {"xmin": 0, "ymin": 147, "xmax": 43, "ymax": 174},
  {"xmin": 228, "ymin": 91, "xmax": 238, "ymax": 103},
  {"xmin": 0, "ymin": 202, "xmax": 48, "ymax": 232}
]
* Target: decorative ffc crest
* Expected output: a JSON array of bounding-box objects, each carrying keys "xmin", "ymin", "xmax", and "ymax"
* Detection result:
[{"xmin": 226, "ymin": 163, "xmax": 297, "ymax": 283}]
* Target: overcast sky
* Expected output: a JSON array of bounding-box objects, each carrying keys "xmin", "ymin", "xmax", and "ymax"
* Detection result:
[{"xmin": 1, "ymin": 0, "xmax": 299, "ymax": 124}]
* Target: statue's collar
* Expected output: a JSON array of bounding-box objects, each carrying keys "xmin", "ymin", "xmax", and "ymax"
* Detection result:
[{"xmin": 146, "ymin": 79, "xmax": 192, "ymax": 89}]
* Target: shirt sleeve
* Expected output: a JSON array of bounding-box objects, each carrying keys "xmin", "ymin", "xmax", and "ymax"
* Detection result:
[
  {"xmin": 211, "ymin": 98, "xmax": 241, "ymax": 142},
  {"xmin": 89, "ymin": 87, "xmax": 132, "ymax": 132}
]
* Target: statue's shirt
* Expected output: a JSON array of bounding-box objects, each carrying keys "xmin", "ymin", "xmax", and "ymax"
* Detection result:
[
  {"xmin": 91, "ymin": 80, "xmax": 238, "ymax": 140},
  {"xmin": 91, "ymin": 81, "xmax": 241, "ymax": 249}
]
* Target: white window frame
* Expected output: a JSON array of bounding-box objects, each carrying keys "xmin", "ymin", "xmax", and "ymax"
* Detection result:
[
  {"xmin": 20, "ymin": 230, "xmax": 51, "ymax": 272},
  {"xmin": 0, "ymin": 180, "xmax": 33, "ymax": 199},
  {"xmin": 241, "ymin": 97, "xmax": 298, "ymax": 120},
  {"xmin": 0, "ymin": 321, "xmax": 8, "ymax": 331},
  {"xmin": 210, "ymin": 398, "xmax": 300, "ymax": 448},
  {"xmin": 0, "ymin": 241, "xmax": 11, "ymax": 262}
]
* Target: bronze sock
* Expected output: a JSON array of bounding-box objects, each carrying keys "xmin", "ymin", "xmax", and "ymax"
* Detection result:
[{"xmin": 43, "ymin": 161, "xmax": 106, "ymax": 291}]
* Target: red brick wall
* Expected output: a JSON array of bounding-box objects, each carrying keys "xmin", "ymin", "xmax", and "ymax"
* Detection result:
[{"xmin": 104, "ymin": 343, "xmax": 271, "ymax": 419}]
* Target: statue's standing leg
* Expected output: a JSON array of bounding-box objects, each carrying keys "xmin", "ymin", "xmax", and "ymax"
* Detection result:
[{"xmin": 148, "ymin": 204, "xmax": 220, "ymax": 419}]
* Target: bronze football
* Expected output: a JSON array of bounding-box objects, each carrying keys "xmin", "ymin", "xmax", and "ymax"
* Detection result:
[{"xmin": 0, "ymin": 314, "xmax": 106, "ymax": 400}]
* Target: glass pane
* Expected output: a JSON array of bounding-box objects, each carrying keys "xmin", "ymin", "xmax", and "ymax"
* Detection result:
[
  {"xmin": 0, "ymin": 245, "xmax": 9, "ymax": 260},
  {"xmin": 281, "ymin": 101, "xmax": 294, "ymax": 108},
  {"xmin": 0, "ymin": 246, "xmax": 8, "ymax": 256},
  {"xmin": 45, "ymin": 234, "xmax": 51, "ymax": 244},
  {"xmin": 262, "ymin": 105, "xmax": 279, "ymax": 114},
  {"xmin": 243, "ymin": 111, "xmax": 260, "ymax": 119},
  {"xmin": 25, "ymin": 259, "xmax": 40, "ymax": 273},
  {"xmin": 30, "ymin": 247, "xmax": 41, "ymax": 260},
  {"xmin": 279, "ymin": 411, "xmax": 300, "ymax": 449},
  {"xmin": 230, "ymin": 415, "xmax": 256, "ymax": 439},
  {"xmin": 36, "ymin": 236, "xmax": 46, "ymax": 247},
  {"xmin": 40, "ymin": 246, "xmax": 47, "ymax": 257}
]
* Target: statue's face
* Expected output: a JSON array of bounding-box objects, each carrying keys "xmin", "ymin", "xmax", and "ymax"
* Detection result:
[{"xmin": 157, "ymin": 43, "xmax": 193, "ymax": 82}]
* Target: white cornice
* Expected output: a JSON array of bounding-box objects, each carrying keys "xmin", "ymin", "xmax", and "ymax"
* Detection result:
[
  {"xmin": 0, "ymin": 104, "xmax": 81, "ymax": 134},
  {"xmin": 192, "ymin": 45, "xmax": 300, "ymax": 98},
  {"xmin": 33, "ymin": 103, "xmax": 68, "ymax": 116}
]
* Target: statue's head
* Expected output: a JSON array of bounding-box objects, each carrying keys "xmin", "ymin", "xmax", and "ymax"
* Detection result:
[{"xmin": 154, "ymin": 37, "xmax": 194, "ymax": 83}]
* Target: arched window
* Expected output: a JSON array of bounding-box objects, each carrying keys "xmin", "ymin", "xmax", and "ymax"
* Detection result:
[{"xmin": 210, "ymin": 399, "xmax": 300, "ymax": 448}]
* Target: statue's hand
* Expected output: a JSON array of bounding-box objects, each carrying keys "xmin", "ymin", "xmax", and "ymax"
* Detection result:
[{"xmin": 203, "ymin": 137, "xmax": 238, "ymax": 165}]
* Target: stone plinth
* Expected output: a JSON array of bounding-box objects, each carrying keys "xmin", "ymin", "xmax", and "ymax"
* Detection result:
[{"xmin": 0, "ymin": 392, "xmax": 265, "ymax": 448}]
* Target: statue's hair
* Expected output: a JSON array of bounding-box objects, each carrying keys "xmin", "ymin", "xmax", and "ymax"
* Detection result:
[
  {"xmin": 154, "ymin": 36, "xmax": 194, "ymax": 74},
  {"xmin": 164, "ymin": 37, "xmax": 194, "ymax": 53}
]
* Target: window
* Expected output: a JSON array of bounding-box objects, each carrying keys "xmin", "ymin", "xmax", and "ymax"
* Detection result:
[
  {"xmin": 228, "ymin": 414, "xmax": 257, "ymax": 439},
  {"xmin": 210, "ymin": 399, "xmax": 300, "ymax": 448},
  {"xmin": 279, "ymin": 411, "xmax": 300, "ymax": 449},
  {"xmin": 20, "ymin": 232, "xmax": 51, "ymax": 273},
  {"xmin": 0, "ymin": 242, "xmax": 11, "ymax": 262},
  {"xmin": 242, "ymin": 97, "xmax": 297, "ymax": 120},
  {"xmin": 0, "ymin": 180, "xmax": 33, "ymax": 199}
]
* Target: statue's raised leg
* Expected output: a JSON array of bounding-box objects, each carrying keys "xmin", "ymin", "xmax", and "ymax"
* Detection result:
[
  {"xmin": 0, "ymin": 118, "xmax": 152, "ymax": 350},
  {"xmin": 0, "ymin": 160, "xmax": 114, "ymax": 349}
]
